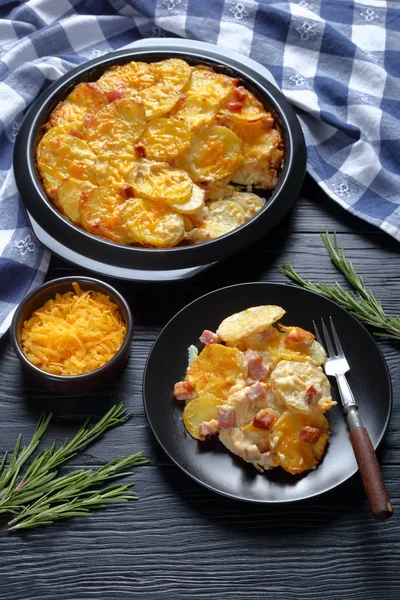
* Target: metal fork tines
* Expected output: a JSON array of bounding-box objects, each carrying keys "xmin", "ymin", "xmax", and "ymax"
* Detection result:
[
  {"xmin": 313, "ymin": 317, "xmax": 356, "ymax": 406},
  {"xmin": 313, "ymin": 316, "xmax": 392, "ymax": 521}
]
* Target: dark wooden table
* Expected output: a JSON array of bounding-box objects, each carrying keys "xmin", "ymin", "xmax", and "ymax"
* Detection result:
[{"xmin": 0, "ymin": 175, "xmax": 399, "ymax": 600}]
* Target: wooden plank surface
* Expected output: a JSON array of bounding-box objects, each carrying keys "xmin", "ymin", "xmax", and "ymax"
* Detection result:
[{"xmin": 0, "ymin": 175, "xmax": 399, "ymax": 600}]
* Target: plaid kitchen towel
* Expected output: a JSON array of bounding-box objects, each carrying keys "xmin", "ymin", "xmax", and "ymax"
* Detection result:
[{"xmin": 0, "ymin": 0, "xmax": 399, "ymax": 335}]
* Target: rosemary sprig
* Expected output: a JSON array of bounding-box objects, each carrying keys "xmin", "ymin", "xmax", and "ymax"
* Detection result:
[
  {"xmin": 7, "ymin": 452, "xmax": 147, "ymax": 529},
  {"xmin": 279, "ymin": 230, "xmax": 400, "ymax": 341},
  {"xmin": 8, "ymin": 485, "xmax": 137, "ymax": 531},
  {"xmin": 3, "ymin": 453, "xmax": 148, "ymax": 515},
  {"xmin": 0, "ymin": 403, "xmax": 131, "ymax": 512},
  {"xmin": 0, "ymin": 414, "xmax": 52, "ymax": 500}
]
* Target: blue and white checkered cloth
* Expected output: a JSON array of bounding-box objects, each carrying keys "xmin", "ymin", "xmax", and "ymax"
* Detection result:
[{"xmin": 1, "ymin": 0, "xmax": 399, "ymax": 334}]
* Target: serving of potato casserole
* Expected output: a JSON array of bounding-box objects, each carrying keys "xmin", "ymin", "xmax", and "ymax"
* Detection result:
[
  {"xmin": 36, "ymin": 59, "xmax": 284, "ymax": 248},
  {"xmin": 174, "ymin": 306, "xmax": 336, "ymax": 475}
]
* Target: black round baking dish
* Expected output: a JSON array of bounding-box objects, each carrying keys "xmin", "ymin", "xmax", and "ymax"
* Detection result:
[{"xmin": 14, "ymin": 39, "xmax": 306, "ymax": 280}]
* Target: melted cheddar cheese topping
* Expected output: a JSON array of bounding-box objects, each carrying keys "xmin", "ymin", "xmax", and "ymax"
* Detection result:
[{"xmin": 36, "ymin": 59, "xmax": 284, "ymax": 249}]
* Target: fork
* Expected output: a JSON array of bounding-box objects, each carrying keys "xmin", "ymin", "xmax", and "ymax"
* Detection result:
[{"xmin": 314, "ymin": 317, "xmax": 393, "ymax": 521}]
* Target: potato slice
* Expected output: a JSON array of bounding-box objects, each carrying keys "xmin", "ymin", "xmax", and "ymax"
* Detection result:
[
  {"xmin": 121, "ymin": 198, "xmax": 185, "ymax": 248},
  {"xmin": 217, "ymin": 305, "xmax": 286, "ymax": 343},
  {"xmin": 151, "ymin": 58, "xmax": 192, "ymax": 91},
  {"xmin": 176, "ymin": 125, "xmax": 242, "ymax": 182},
  {"xmin": 185, "ymin": 343, "xmax": 245, "ymax": 401},
  {"xmin": 56, "ymin": 178, "xmax": 95, "ymax": 224},
  {"xmin": 184, "ymin": 220, "xmax": 230, "ymax": 243},
  {"xmin": 90, "ymin": 141, "xmax": 136, "ymax": 188},
  {"xmin": 232, "ymin": 128, "xmax": 284, "ymax": 188},
  {"xmin": 36, "ymin": 134, "xmax": 96, "ymax": 198},
  {"xmin": 139, "ymin": 85, "xmax": 180, "ymax": 120},
  {"xmin": 219, "ymin": 88, "xmax": 267, "ymax": 124},
  {"xmin": 208, "ymin": 200, "xmax": 246, "ymax": 230},
  {"xmin": 271, "ymin": 410, "xmax": 330, "ymax": 474},
  {"xmin": 97, "ymin": 61, "xmax": 156, "ymax": 93},
  {"xmin": 270, "ymin": 360, "xmax": 333, "ymax": 415},
  {"xmin": 129, "ymin": 161, "xmax": 193, "ymax": 203},
  {"xmin": 79, "ymin": 186, "xmax": 126, "ymax": 244},
  {"xmin": 309, "ymin": 341, "xmax": 327, "ymax": 366},
  {"xmin": 49, "ymin": 83, "xmax": 108, "ymax": 127},
  {"xmin": 186, "ymin": 68, "xmax": 234, "ymax": 107},
  {"xmin": 183, "ymin": 394, "xmax": 222, "ymax": 440},
  {"xmin": 170, "ymin": 94, "xmax": 217, "ymax": 129},
  {"xmin": 82, "ymin": 98, "xmax": 145, "ymax": 154},
  {"xmin": 168, "ymin": 184, "xmax": 205, "ymax": 214},
  {"xmin": 231, "ymin": 191, "xmax": 264, "ymax": 220},
  {"xmin": 140, "ymin": 118, "xmax": 191, "ymax": 161}
]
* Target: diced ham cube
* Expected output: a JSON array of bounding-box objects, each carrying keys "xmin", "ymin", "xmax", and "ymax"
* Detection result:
[
  {"xmin": 226, "ymin": 101, "xmax": 243, "ymax": 112},
  {"xmin": 199, "ymin": 330, "xmax": 220, "ymax": 345},
  {"xmin": 135, "ymin": 144, "xmax": 146, "ymax": 158},
  {"xmin": 69, "ymin": 130, "xmax": 83, "ymax": 139},
  {"xmin": 199, "ymin": 419, "xmax": 219, "ymax": 438},
  {"xmin": 244, "ymin": 350, "xmax": 269, "ymax": 381},
  {"xmin": 299, "ymin": 426, "xmax": 321, "ymax": 444},
  {"xmin": 233, "ymin": 86, "xmax": 248, "ymax": 102},
  {"xmin": 106, "ymin": 89, "xmax": 126, "ymax": 102},
  {"xmin": 173, "ymin": 381, "xmax": 194, "ymax": 401},
  {"xmin": 217, "ymin": 405, "xmax": 235, "ymax": 430},
  {"xmin": 121, "ymin": 185, "xmax": 135, "ymax": 199},
  {"xmin": 304, "ymin": 385, "xmax": 323, "ymax": 405},
  {"xmin": 246, "ymin": 382, "xmax": 267, "ymax": 403},
  {"xmin": 252, "ymin": 409, "xmax": 275, "ymax": 430},
  {"xmin": 262, "ymin": 116, "xmax": 275, "ymax": 129},
  {"xmin": 243, "ymin": 443, "xmax": 262, "ymax": 463}
]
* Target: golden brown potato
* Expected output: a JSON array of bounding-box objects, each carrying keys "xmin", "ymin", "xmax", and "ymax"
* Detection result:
[
  {"xmin": 49, "ymin": 83, "xmax": 108, "ymax": 128},
  {"xmin": 121, "ymin": 197, "xmax": 185, "ymax": 248},
  {"xmin": 150, "ymin": 58, "xmax": 192, "ymax": 91},
  {"xmin": 186, "ymin": 68, "xmax": 234, "ymax": 107},
  {"xmin": 183, "ymin": 394, "xmax": 222, "ymax": 440},
  {"xmin": 36, "ymin": 133, "xmax": 96, "ymax": 198},
  {"xmin": 140, "ymin": 118, "xmax": 191, "ymax": 161},
  {"xmin": 185, "ymin": 343, "xmax": 245, "ymax": 401},
  {"xmin": 129, "ymin": 161, "xmax": 193, "ymax": 203},
  {"xmin": 139, "ymin": 85, "xmax": 181, "ymax": 120},
  {"xmin": 56, "ymin": 178, "xmax": 95, "ymax": 224},
  {"xmin": 216, "ymin": 305, "xmax": 286, "ymax": 343},
  {"xmin": 79, "ymin": 186, "xmax": 126, "ymax": 244},
  {"xmin": 90, "ymin": 141, "xmax": 136, "ymax": 188},
  {"xmin": 176, "ymin": 125, "xmax": 243, "ymax": 182},
  {"xmin": 170, "ymin": 94, "xmax": 218, "ymax": 129},
  {"xmin": 168, "ymin": 184, "xmax": 205, "ymax": 214},
  {"xmin": 219, "ymin": 87, "xmax": 267, "ymax": 124},
  {"xmin": 271, "ymin": 410, "xmax": 330, "ymax": 474},
  {"xmin": 97, "ymin": 61, "xmax": 156, "ymax": 93},
  {"xmin": 82, "ymin": 98, "xmax": 146, "ymax": 153}
]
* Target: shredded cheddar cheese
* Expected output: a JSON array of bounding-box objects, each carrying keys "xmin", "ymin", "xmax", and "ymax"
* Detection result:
[{"xmin": 21, "ymin": 282, "xmax": 126, "ymax": 376}]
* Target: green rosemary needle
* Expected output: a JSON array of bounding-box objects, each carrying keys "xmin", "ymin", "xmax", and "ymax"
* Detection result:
[
  {"xmin": 279, "ymin": 230, "xmax": 400, "ymax": 341},
  {"xmin": 0, "ymin": 403, "xmax": 131, "ymax": 512},
  {"xmin": 8, "ymin": 484, "xmax": 137, "ymax": 531},
  {"xmin": 0, "ymin": 414, "xmax": 52, "ymax": 502},
  {"xmin": 7, "ymin": 452, "xmax": 147, "ymax": 528},
  {"xmin": 3, "ymin": 453, "xmax": 148, "ymax": 515}
]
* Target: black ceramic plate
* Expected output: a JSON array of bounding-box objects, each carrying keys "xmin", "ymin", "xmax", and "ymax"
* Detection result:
[{"xmin": 143, "ymin": 283, "xmax": 392, "ymax": 503}]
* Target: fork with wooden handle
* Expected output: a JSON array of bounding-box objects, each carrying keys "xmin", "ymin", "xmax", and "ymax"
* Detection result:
[{"xmin": 314, "ymin": 317, "xmax": 393, "ymax": 521}]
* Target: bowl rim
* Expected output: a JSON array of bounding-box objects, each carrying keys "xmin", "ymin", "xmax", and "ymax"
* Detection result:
[
  {"xmin": 10, "ymin": 276, "xmax": 134, "ymax": 381},
  {"xmin": 14, "ymin": 43, "xmax": 306, "ymax": 272}
]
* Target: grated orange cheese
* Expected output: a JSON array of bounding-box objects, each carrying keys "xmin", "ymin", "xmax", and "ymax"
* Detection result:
[{"xmin": 21, "ymin": 282, "xmax": 126, "ymax": 376}]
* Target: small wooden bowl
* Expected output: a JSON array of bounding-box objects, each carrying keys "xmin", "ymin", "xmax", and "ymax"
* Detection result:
[{"xmin": 10, "ymin": 276, "xmax": 133, "ymax": 394}]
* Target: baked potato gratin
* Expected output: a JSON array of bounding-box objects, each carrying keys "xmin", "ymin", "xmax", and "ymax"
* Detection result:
[
  {"xmin": 173, "ymin": 306, "xmax": 336, "ymax": 475},
  {"xmin": 36, "ymin": 59, "xmax": 284, "ymax": 248}
]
